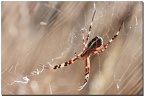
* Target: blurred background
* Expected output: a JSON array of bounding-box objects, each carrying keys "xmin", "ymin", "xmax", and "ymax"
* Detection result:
[{"xmin": 2, "ymin": 1, "xmax": 142, "ymax": 95}]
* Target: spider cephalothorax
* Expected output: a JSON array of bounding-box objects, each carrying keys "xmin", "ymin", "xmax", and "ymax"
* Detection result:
[{"xmin": 39, "ymin": 3, "xmax": 124, "ymax": 91}]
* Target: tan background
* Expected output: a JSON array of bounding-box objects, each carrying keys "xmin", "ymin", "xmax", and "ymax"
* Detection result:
[{"xmin": 2, "ymin": 1, "xmax": 142, "ymax": 95}]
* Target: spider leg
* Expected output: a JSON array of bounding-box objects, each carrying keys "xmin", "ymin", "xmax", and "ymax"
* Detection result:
[
  {"xmin": 82, "ymin": 32, "xmax": 87, "ymax": 50},
  {"xmin": 103, "ymin": 21, "xmax": 124, "ymax": 49},
  {"xmin": 85, "ymin": 5, "xmax": 96, "ymax": 47},
  {"xmin": 78, "ymin": 56, "xmax": 90, "ymax": 91},
  {"xmin": 93, "ymin": 21, "xmax": 124, "ymax": 54},
  {"xmin": 41, "ymin": 55, "xmax": 80, "ymax": 69}
]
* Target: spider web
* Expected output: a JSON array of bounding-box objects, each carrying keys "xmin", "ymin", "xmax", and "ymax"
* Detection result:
[{"xmin": 1, "ymin": 1, "xmax": 142, "ymax": 95}]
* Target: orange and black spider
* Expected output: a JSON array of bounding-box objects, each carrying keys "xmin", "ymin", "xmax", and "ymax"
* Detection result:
[{"xmin": 39, "ymin": 3, "xmax": 124, "ymax": 91}]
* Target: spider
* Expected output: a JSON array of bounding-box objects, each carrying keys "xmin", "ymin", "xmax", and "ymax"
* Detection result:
[{"xmin": 39, "ymin": 3, "xmax": 124, "ymax": 91}]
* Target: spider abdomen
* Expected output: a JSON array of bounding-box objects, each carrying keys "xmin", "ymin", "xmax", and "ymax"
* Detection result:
[
  {"xmin": 87, "ymin": 36, "xmax": 103, "ymax": 49},
  {"xmin": 81, "ymin": 36, "xmax": 103, "ymax": 58}
]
